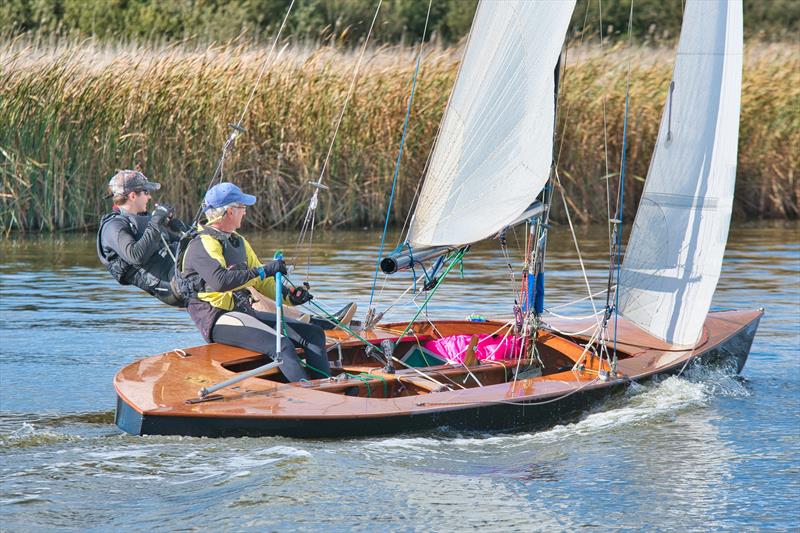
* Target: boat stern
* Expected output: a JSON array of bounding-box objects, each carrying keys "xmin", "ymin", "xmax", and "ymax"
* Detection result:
[{"xmin": 115, "ymin": 394, "xmax": 144, "ymax": 435}]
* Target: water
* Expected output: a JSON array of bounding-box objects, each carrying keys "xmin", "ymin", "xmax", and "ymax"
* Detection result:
[{"xmin": 1, "ymin": 223, "xmax": 798, "ymax": 531}]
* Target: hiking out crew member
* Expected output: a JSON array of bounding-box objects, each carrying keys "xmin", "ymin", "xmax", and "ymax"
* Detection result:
[
  {"xmin": 97, "ymin": 170, "xmax": 186, "ymax": 306},
  {"xmin": 180, "ymin": 182, "xmax": 330, "ymax": 382}
]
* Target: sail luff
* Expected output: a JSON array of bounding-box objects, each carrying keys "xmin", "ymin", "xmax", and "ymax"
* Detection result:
[
  {"xmin": 407, "ymin": 0, "xmax": 576, "ymax": 249},
  {"xmin": 402, "ymin": 1, "xmax": 483, "ymax": 246},
  {"xmin": 617, "ymin": 0, "xmax": 743, "ymax": 347}
]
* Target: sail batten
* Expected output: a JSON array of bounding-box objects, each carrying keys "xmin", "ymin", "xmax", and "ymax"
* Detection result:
[
  {"xmin": 408, "ymin": 0, "xmax": 576, "ymax": 248},
  {"xmin": 617, "ymin": 0, "xmax": 743, "ymax": 347}
]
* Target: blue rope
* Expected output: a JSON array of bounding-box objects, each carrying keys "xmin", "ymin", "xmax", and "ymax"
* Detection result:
[
  {"xmin": 408, "ymin": 243, "xmax": 418, "ymax": 294},
  {"xmin": 368, "ymin": 3, "xmax": 431, "ymax": 310},
  {"xmin": 428, "ymin": 255, "xmax": 445, "ymax": 280},
  {"xmin": 613, "ymin": 89, "xmax": 630, "ymax": 358},
  {"xmin": 613, "ymin": 1, "xmax": 635, "ymax": 360}
]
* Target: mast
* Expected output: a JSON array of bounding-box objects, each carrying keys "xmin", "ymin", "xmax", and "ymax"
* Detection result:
[{"xmin": 528, "ymin": 55, "xmax": 564, "ymax": 319}]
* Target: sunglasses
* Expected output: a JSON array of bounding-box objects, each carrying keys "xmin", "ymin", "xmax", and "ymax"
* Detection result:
[{"xmin": 135, "ymin": 189, "xmax": 151, "ymax": 196}]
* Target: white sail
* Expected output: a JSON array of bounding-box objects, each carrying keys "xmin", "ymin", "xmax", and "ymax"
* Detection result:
[
  {"xmin": 408, "ymin": 0, "xmax": 576, "ymax": 248},
  {"xmin": 617, "ymin": 0, "xmax": 743, "ymax": 347}
]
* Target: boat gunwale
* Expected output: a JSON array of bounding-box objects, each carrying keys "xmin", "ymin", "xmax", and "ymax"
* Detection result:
[{"xmin": 114, "ymin": 309, "xmax": 763, "ymax": 423}]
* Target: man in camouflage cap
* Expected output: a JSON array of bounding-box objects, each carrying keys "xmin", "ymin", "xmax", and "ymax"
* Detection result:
[
  {"xmin": 97, "ymin": 169, "xmax": 187, "ymax": 306},
  {"xmin": 106, "ymin": 170, "xmax": 161, "ymax": 199}
]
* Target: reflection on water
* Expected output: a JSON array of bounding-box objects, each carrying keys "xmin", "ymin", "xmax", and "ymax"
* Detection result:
[{"xmin": 0, "ymin": 222, "xmax": 798, "ymax": 530}]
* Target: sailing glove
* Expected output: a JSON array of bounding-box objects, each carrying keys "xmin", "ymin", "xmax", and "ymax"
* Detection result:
[
  {"xmin": 167, "ymin": 217, "xmax": 188, "ymax": 233},
  {"xmin": 288, "ymin": 283, "xmax": 313, "ymax": 305},
  {"xmin": 151, "ymin": 203, "xmax": 174, "ymax": 227},
  {"xmin": 254, "ymin": 259, "xmax": 287, "ymax": 280}
]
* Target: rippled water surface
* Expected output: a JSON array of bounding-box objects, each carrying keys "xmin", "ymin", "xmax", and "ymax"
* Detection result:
[{"xmin": 1, "ymin": 223, "xmax": 798, "ymax": 531}]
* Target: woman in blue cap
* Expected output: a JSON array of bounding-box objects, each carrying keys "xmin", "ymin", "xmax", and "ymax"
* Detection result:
[{"xmin": 180, "ymin": 182, "xmax": 330, "ymax": 382}]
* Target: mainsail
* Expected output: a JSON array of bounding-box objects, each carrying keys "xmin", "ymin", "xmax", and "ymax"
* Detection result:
[
  {"xmin": 407, "ymin": 0, "xmax": 576, "ymax": 248},
  {"xmin": 617, "ymin": 0, "xmax": 743, "ymax": 347}
]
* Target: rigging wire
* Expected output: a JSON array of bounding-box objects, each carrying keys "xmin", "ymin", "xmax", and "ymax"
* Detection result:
[
  {"xmin": 554, "ymin": 0, "xmax": 592, "ymax": 169},
  {"xmin": 369, "ymin": 3, "xmax": 482, "ymax": 327},
  {"xmin": 598, "ymin": 0, "xmax": 613, "ymax": 249},
  {"xmin": 366, "ymin": 0, "xmax": 433, "ymax": 313},
  {"xmin": 554, "ymin": 170, "xmax": 601, "ymax": 326},
  {"xmin": 396, "ymin": 0, "xmax": 483, "ymax": 250},
  {"xmin": 509, "ymin": 2, "xmax": 594, "ymax": 378},
  {"xmin": 545, "ymin": 287, "xmax": 610, "ymax": 311},
  {"xmin": 392, "ymin": 248, "xmax": 468, "ymax": 347},
  {"xmin": 187, "ymin": 0, "xmax": 296, "ymax": 228},
  {"xmin": 546, "ymin": 308, "xmax": 605, "ymax": 320},
  {"xmin": 295, "ymin": 0, "xmax": 384, "ymax": 279},
  {"xmin": 396, "ymin": 136, "xmax": 436, "ymax": 248},
  {"xmin": 611, "ymin": 0, "xmax": 636, "ymax": 362},
  {"xmin": 529, "ymin": 0, "xmax": 593, "ymax": 321}
]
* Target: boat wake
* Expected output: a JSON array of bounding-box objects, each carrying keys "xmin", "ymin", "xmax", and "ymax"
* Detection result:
[
  {"xmin": 0, "ymin": 411, "xmax": 116, "ymax": 449},
  {"xmin": 0, "ymin": 422, "xmax": 84, "ymax": 449},
  {"xmin": 365, "ymin": 365, "xmax": 749, "ymax": 454}
]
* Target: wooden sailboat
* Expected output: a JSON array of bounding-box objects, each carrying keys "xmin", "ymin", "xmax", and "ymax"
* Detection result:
[{"xmin": 115, "ymin": 0, "xmax": 762, "ymax": 438}]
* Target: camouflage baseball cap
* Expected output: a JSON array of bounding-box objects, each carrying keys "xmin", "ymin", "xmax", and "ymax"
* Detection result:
[{"xmin": 107, "ymin": 170, "xmax": 161, "ymax": 197}]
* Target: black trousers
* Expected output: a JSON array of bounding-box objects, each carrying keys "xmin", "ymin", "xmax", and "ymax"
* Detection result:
[{"xmin": 211, "ymin": 311, "xmax": 330, "ymax": 382}]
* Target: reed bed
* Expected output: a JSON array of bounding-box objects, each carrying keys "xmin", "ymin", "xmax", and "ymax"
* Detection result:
[{"xmin": 0, "ymin": 39, "xmax": 797, "ymax": 233}]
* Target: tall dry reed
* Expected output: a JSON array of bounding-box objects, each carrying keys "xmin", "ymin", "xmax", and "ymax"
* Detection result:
[{"xmin": 0, "ymin": 39, "xmax": 797, "ymax": 233}]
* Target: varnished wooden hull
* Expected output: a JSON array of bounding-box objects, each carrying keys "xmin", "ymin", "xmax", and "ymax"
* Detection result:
[
  {"xmin": 116, "ymin": 378, "xmax": 626, "ymax": 438},
  {"xmin": 114, "ymin": 309, "xmax": 761, "ymax": 438}
]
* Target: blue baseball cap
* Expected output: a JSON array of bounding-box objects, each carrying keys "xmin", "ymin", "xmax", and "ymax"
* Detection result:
[{"xmin": 204, "ymin": 182, "xmax": 257, "ymax": 210}]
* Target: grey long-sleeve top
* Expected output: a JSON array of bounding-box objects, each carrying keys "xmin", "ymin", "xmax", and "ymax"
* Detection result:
[{"xmin": 101, "ymin": 216, "xmax": 162, "ymax": 265}]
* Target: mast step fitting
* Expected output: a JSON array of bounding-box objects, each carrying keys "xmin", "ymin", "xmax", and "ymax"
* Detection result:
[
  {"xmin": 380, "ymin": 340, "xmax": 396, "ymax": 373},
  {"xmin": 423, "ymin": 277, "xmax": 439, "ymax": 292},
  {"xmin": 364, "ymin": 307, "xmax": 384, "ymax": 329}
]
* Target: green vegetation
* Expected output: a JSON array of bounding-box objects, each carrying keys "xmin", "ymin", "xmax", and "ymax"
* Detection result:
[
  {"xmin": 1, "ymin": 0, "xmax": 798, "ymax": 46},
  {"xmin": 1, "ymin": 39, "xmax": 796, "ymax": 233}
]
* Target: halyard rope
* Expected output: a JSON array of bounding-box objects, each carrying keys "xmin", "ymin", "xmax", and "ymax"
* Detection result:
[
  {"xmin": 368, "ymin": 0, "xmax": 433, "ymax": 311},
  {"xmin": 296, "ymin": 0, "xmax": 384, "ymax": 278},
  {"xmin": 188, "ymin": 0, "xmax": 297, "ymax": 228}
]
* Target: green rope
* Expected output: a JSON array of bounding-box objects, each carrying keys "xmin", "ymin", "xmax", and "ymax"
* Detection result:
[
  {"xmin": 300, "ymin": 362, "xmax": 371, "ymax": 397},
  {"xmin": 304, "ymin": 298, "xmax": 385, "ymax": 355},
  {"xmin": 286, "ymin": 249, "xmax": 467, "ymax": 395},
  {"xmin": 394, "ymin": 248, "xmax": 468, "ymax": 347},
  {"xmin": 292, "ymin": 249, "xmax": 466, "ymax": 356},
  {"xmin": 350, "ymin": 374, "xmax": 372, "ymax": 397},
  {"xmin": 302, "ymin": 361, "xmax": 331, "ymax": 379},
  {"xmin": 359, "ymin": 372, "xmax": 388, "ymax": 397}
]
